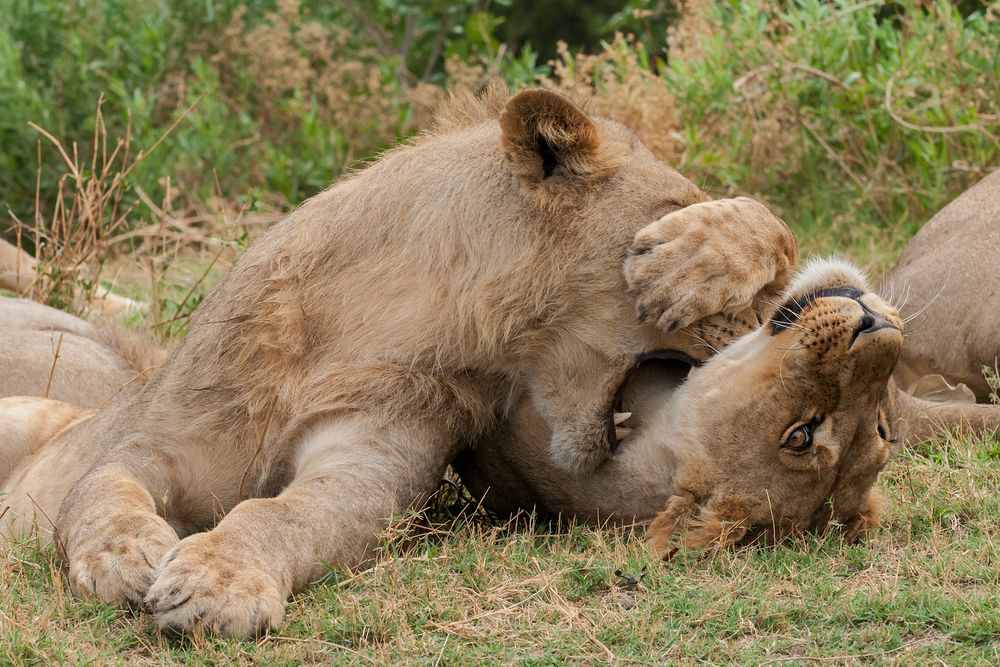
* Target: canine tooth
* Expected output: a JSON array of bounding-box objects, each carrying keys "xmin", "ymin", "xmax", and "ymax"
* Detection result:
[
  {"xmin": 616, "ymin": 427, "xmax": 633, "ymax": 440},
  {"xmin": 614, "ymin": 411, "xmax": 632, "ymax": 426}
]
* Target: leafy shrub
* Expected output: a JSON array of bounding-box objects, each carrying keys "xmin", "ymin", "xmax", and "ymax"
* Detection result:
[
  {"xmin": 3, "ymin": 0, "xmax": 998, "ymax": 274},
  {"xmin": 512, "ymin": 1, "xmax": 1000, "ymax": 261},
  {"xmin": 657, "ymin": 0, "xmax": 1000, "ymax": 259}
]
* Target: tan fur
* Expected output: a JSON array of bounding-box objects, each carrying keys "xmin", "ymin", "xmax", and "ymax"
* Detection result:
[
  {"xmin": 0, "ymin": 239, "xmax": 142, "ymax": 317},
  {"xmin": 0, "ymin": 397, "xmax": 93, "ymax": 541},
  {"xmin": 884, "ymin": 385, "xmax": 1000, "ymax": 445},
  {"xmin": 0, "ymin": 298, "xmax": 163, "ymax": 408},
  {"xmin": 0, "ymin": 238, "xmax": 36, "ymax": 294},
  {"xmin": 456, "ymin": 259, "xmax": 994, "ymax": 554},
  {"xmin": 888, "ymin": 169, "xmax": 1000, "ymax": 401},
  {"xmin": 0, "ymin": 88, "xmax": 797, "ymax": 637}
]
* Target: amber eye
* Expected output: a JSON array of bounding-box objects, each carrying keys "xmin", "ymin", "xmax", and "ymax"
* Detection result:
[{"xmin": 783, "ymin": 423, "xmax": 814, "ymax": 452}]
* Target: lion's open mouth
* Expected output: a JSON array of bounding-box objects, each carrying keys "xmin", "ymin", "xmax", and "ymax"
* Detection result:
[{"xmin": 610, "ymin": 350, "xmax": 700, "ymax": 449}]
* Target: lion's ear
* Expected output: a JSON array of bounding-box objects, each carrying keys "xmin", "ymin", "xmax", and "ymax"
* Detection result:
[
  {"xmin": 648, "ymin": 492, "xmax": 754, "ymax": 556},
  {"xmin": 840, "ymin": 487, "xmax": 887, "ymax": 544},
  {"xmin": 647, "ymin": 493, "xmax": 696, "ymax": 557},
  {"xmin": 499, "ymin": 89, "xmax": 609, "ymax": 184}
]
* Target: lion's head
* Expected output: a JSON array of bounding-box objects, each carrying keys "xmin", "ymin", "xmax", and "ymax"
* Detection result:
[
  {"xmin": 455, "ymin": 259, "xmax": 904, "ymax": 551},
  {"xmin": 642, "ymin": 259, "xmax": 901, "ymax": 552}
]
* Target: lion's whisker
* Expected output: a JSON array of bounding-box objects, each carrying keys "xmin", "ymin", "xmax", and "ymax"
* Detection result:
[
  {"xmin": 901, "ymin": 271, "xmax": 950, "ymax": 325},
  {"xmin": 683, "ymin": 330, "xmax": 722, "ymax": 356},
  {"xmin": 762, "ymin": 298, "xmax": 817, "ymax": 334},
  {"xmin": 776, "ymin": 343, "xmax": 805, "ymax": 395}
]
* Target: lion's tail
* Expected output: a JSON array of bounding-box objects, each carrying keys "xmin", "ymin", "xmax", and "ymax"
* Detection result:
[{"xmin": 90, "ymin": 319, "xmax": 169, "ymax": 384}]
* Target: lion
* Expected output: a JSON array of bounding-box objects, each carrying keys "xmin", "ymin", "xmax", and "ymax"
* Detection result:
[
  {"xmin": 0, "ymin": 298, "xmax": 161, "ymax": 408},
  {"xmin": 4, "ymin": 259, "xmax": 998, "ymax": 555},
  {"xmin": 455, "ymin": 258, "xmax": 1000, "ymax": 550},
  {"xmin": 0, "ymin": 238, "xmax": 35, "ymax": 295},
  {"xmin": 0, "ymin": 86, "xmax": 798, "ymax": 637},
  {"xmin": 888, "ymin": 169, "xmax": 1000, "ymax": 402}
]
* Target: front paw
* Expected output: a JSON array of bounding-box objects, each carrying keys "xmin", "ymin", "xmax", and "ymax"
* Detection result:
[
  {"xmin": 67, "ymin": 513, "xmax": 179, "ymax": 606},
  {"xmin": 685, "ymin": 309, "xmax": 762, "ymax": 355},
  {"xmin": 624, "ymin": 197, "xmax": 797, "ymax": 332},
  {"xmin": 145, "ymin": 532, "xmax": 286, "ymax": 637}
]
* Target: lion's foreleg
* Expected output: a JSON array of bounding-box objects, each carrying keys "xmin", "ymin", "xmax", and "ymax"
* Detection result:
[
  {"xmin": 528, "ymin": 346, "xmax": 632, "ymax": 474},
  {"xmin": 624, "ymin": 198, "xmax": 798, "ymax": 332},
  {"xmin": 144, "ymin": 413, "xmax": 449, "ymax": 637},
  {"xmin": 57, "ymin": 462, "xmax": 180, "ymax": 605}
]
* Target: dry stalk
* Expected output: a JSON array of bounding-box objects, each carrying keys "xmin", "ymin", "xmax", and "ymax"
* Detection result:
[
  {"xmin": 13, "ymin": 95, "xmax": 200, "ymax": 313},
  {"xmin": 43, "ymin": 332, "xmax": 64, "ymax": 399}
]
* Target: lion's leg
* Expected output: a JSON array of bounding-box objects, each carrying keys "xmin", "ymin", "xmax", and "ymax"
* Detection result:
[
  {"xmin": 1, "ymin": 397, "xmax": 92, "ymax": 543},
  {"xmin": 145, "ymin": 413, "xmax": 449, "ymax": 637},
  {"xmin": 0, "ymin": 397, "xmax": 86, "ymax": 486},
  {"xmin": 528, "ymin": 346, "xmax": 632, "ymax": 474},
  {"xmin": 56, "ymin": 461, "xmax": 181, "ymax": 606}
]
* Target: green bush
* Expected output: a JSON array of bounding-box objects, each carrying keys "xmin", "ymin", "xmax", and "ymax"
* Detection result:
[
  {"xmin": 2, "ymin": 0, "xmax": 997, "ymax": 271},
  {"xmin": 0, "ymin": 0, "xmax": 492, "ymax": 229},
  {"xmin": 659, "ymin": 0, "xmax": 1000, "ymax": 259}
]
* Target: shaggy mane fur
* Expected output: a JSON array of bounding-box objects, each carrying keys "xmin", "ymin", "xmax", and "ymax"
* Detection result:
[{"xmin": 430, "ymin": 80, "xmax": 596, "ymax": 135}]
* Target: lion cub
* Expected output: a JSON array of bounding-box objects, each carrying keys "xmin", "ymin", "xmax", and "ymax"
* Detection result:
[{"xmin": 1, "ymin": 87, "xmax": 795, "ymax": 636}]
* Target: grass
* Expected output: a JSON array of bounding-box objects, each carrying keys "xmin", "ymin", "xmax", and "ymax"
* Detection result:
[{"xmin": 2, "ymin": 429, "xmax": 998, "ymax": 664}]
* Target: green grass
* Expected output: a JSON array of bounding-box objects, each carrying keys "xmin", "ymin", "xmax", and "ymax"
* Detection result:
[{"xmin": 3, "ymin": 430, "xmax": 998, "ymax": 664}]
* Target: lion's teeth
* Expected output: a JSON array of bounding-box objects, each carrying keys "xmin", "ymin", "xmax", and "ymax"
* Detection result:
[
  {"xmin": 615, "ymin": 427, "xmax": 633, "ymax": 440},
  {"xmin": 614, "ymin": 411, "xmax": 632, "ymax": 426}
]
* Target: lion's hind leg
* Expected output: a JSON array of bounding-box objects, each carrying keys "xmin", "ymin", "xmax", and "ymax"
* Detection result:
[
  {"xmin": 1, "ymin": 399, "xmax": 178, "ymax": 604},
  {"xmin": 0, "ymin": 396, "xmax": 87, "ymax": 484},
  {"xmin": 145, "ymin": 413, "xmax": 452, "ymax": 637},
  {"xmin": 1, "ymin": 397, "xmax": 91, "ymax": 540}
]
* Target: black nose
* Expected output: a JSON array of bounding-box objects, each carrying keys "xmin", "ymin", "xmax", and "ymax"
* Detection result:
[
  {"xmin": 858, "ymin": 311, "xmax": 895, "ymax": 334},
  {"xmin": 850, "ymin": 306, "xmax": 897, "ymax": 346}
]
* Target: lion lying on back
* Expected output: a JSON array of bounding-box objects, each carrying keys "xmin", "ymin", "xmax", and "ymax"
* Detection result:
[
  {"xmin": 0, "ymin": 87, "xmax": 798, "ymax": 637},
  {"xmin": 458, "ymin": 258, "xmax": 1000, "ymax": 550},
  {"xmin": 5, "ymin": 256, "xmax": 998, "ymax": 626}
]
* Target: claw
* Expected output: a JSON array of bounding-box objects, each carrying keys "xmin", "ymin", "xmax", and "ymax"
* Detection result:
[{"xmin": 614, "ymin": 411, "xmax": 632, "ymax": 426}]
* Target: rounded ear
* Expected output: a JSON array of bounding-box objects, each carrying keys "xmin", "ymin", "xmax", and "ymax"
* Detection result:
[
  {"xmin": 647, "ymin": 493, "xmax": 696, "ymax": 557},
  {"xmin": 840, "ymin": 487, "xmax": 887, "ymax": 543},
  {"xmin": 499, "ymin": 89, "xmax": 610, "ymax": 184},
  {"xmin": 648, "ymin": 492, "xmax": 754, "ymax": 556}
]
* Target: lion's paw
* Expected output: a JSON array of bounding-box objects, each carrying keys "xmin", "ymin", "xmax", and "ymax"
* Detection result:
[
  {"xmin": 68, "ymin": 514, "xmax": 178, "ymax": 606},
  {"xmin": 145, "ymin": 532, "xmax": 286, "ymax": 637},
  {"xmin": 624, "ymin": 197, "xmax": 796, "ymax": 332}
]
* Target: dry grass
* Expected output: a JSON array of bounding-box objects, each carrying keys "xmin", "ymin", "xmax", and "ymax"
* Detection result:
[
  {"xmin": 8, "ymin": 99, "xmax": 149, "ymax": 313},
  {"xmin": 5, "ymin": 99, "xmax": 281, "ymax": 339},
  {"xmin": 209, "ymin": 0, "xmax": 403, "ymax": 152},
  {"xmin": 2, "ymin": 430, "xmax": 997, "ymax": 664}
]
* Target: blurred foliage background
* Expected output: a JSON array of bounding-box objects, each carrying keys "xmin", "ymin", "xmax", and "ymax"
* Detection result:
[{"xmin": 1, "ymin": 0, "xmax": 998, "ymax": 267}]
